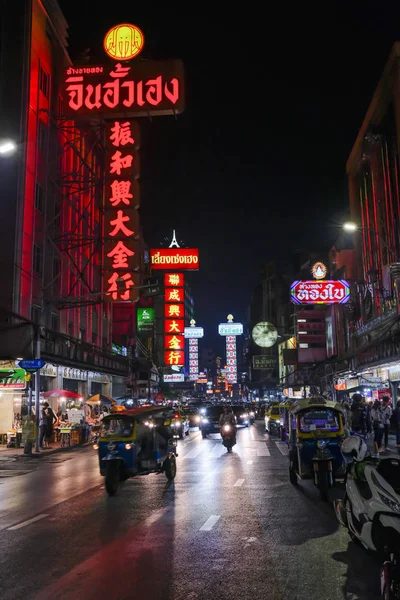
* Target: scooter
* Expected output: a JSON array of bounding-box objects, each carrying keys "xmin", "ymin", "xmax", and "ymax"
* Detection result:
[
  {"xmin": 221, "ymin": 424, "xmax": 236, "ymax": 453},
  {"xmin": 335, "ymin": 456, "xmax": 400, "ymax": 599}
]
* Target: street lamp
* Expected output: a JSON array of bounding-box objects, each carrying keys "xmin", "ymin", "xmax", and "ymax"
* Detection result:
[
  {"xmin": 342, "ymin": 221, "xmax": 397, "ymax": 261},
  {"xmin": 0, "ymin": 140, "xmax": 16, "ymax": 155}
]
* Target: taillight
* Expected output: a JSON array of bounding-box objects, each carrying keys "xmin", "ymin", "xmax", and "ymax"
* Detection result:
[{"xmin": 174, "ymin": 414, "xmax": 179, "ymax": 418}]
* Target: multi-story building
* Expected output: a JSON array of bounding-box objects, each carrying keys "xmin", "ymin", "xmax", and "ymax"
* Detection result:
[{"xmin": 0, "ymin": 0, "xmax": 138, "ymax": 428}]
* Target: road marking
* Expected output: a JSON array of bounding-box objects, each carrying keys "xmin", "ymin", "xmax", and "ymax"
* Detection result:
[
  {"xmin": 250, "ymin": 428, "xmax": 256, "ymax": 440},
  {"xmin": 275, "ymin": 442, "xmax": 289, "ymax": 455},
  {"xmin": 182, "ymin": 445, "xmax": 205, "ymax": 459},
  {"xmin": 199, "ymin": 515, "xmax": 220, "ymax": 531},
  {"xmin": 8, "ymin": 513, "xmax": 49, "ymax": 530},
  {"xmin": 247, "ymin": 460, "xmax": 253, "ymax": 465},
  {"xmin": 144, "ymin": 507, "xmax": 169, "ymax": 527},
  {"xmin": 234, "ymin": 478, "xmax": 245, "ymax": 487},
  {"xmin": 257, "ymin": 446, "xmax": 271, "ymax": 457},
  {"xmin": 209, "ymin": 444, "xmax": 224, "ymax": 458}
]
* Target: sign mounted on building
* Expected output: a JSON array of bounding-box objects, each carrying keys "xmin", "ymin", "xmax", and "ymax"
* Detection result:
[
  {"xmin": 290, "ymin": 280, "xmax": 350, "ymax": 305},
  {"xmin": 103, "ymin": 23, "xmax": 145, "ymax": 61},
  {"xmin": 251, "ymin": 322, "xmax": 278, "ymax": 348},
  {"xmin": 63, "ymin": 60, "xmax": 184, "ymax": 118},
  {"xmin": 150, "ymin": 248, "xmax": 199, "ymax": 270},
  {"xmin": 218, "ymin": 315, "xmax": 243, "ymax": 384},
  {"xmin": 218, "ymin": 322, "xmax": 243, "ymax": 336},
  {"xmin": 252, "ymin": 356, "xmax": 277, "ymax": 370},
  {"xmin": 137, "ymin": 308, "xmax": 154, "ymax": 333},
  {"xmin": 163, "ymin": 373, "xmax": 185, "ymax": 383},
  {"xmin": 0, "ymin": 368, "xmax": 26, "ymax": 389},
  {"xmin": 184, "ymin": 326, "xmax": 204, "ymax": 338}
]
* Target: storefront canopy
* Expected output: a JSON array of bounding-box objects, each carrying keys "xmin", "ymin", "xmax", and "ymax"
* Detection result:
[
  {"xmin": 43, "ymin": 389, "xmax": 83, "ymax": 399},
  {"xmin": 86, "ymin": 393, "xmax": 116, "ymax": 406}
]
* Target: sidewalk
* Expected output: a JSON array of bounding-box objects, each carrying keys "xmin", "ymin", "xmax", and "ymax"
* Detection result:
[{"xmin": 0, "ymin": 439, "xmax": 91, "ymax": 459}]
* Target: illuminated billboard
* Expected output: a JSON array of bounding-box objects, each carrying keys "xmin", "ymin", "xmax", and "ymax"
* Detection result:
[
  {"xmin": 103, "ymin": 24, "xmax": 144, "ymax": 61},
  {"xmin": 290, "ymin": 280, "xmax": 350, "ymax": 305},
  {"xmin": 150, "ymin": 248, "xmax": 199, "ymax": 270}
]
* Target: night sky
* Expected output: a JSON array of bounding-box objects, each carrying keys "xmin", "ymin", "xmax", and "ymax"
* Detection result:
[{"xmin": 59, "ymin": 0, "xmax": 400, "ymax": 355}]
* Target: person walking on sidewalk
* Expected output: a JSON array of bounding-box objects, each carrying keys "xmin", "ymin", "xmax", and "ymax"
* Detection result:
[
  {"xmin": 392, "ymin": 403, "xmax": 400, "ymax": 448},
  {"xmin": 45, "ymin": 404, "xmax": 57, "ymax": 449},
  {"xmin": 381, "ymin": 396, "xmax": 392, "ymax": 451},
  {"xmin": 370, "ymin": 400, "xmax": 385, "ymax": 457},
  {"xmin": 39, "ymin": 402, "xmax": 50, "ymax": 449}
]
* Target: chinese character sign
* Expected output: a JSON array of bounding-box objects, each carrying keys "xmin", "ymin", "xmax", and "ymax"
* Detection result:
[
  {"xmin": 104, "ymin": 119, "xmax": 140, "ymax": 302},
  {"xmin": 225, "ymin": 336, "xmax": 237, "ymax": 384},
  {"xmin": 164, "ymin": 273, "xmax": 184, "ymax": 287},
  {"xmin": 63, "ymin": 60, "xmax": 184, "ymax": 117},
  {"xmin": 164, "ymin": 271, "xmax": 185, "ymax": 367},
  {"xmin": 188, "ymin": 338, "xmax": 199, "ymax": 381}
]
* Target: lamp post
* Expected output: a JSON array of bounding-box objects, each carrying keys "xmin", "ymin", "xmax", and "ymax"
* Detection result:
[{"xmin": 343, "ymin": 221, "xmax": 397, "ymax": 261}]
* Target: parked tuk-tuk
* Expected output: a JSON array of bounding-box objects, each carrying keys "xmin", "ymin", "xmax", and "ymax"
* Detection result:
[
  {"xmin": 96, "ymin": 406, "xmax": 177, "ymax": 495},
  {"xmin": 287, "ymin": 396, "xmax": 346, "ymax": 501},
  {"xmin": 279, "ymin": 398, "xmax": 294, "ymax": 441}
]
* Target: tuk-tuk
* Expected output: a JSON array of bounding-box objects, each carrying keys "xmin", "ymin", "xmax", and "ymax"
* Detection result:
[
  {"xmin": 279, "ymin": 399, "xmax": 294, "ymax": 441},
  {"xmin": 287, "ymin": 396, "xmax": 346, "ymax": 501},
  {"xmin": 96, "ymin": 406, "xmax": 177, "ymax": 495}
]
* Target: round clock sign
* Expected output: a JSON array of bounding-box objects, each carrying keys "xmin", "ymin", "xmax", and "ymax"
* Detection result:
[{"xmin": 251, "ymin": 322, "xmax": 278, "ymax": 348}]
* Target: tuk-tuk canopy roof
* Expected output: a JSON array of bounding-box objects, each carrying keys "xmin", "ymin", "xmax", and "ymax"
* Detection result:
[
  {"xmin": 289, "ymin": 396, "xmax": 344, "ymax": 415},
  {"xmin": 102, "ymin": 405, "xmax": 175, "ymax": 422}
]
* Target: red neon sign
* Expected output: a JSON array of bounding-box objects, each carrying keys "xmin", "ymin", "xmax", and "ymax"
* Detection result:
[
  {"xmin": 104, "ymin": 119, "xmax": 140, "ymax": 302},
  {"xmin": 165, "ymin": 334, "xmax": 184, "ymax": 350},
  {"xmin": 290, "ymin": 280, "xmax": 350, "ymax": 305},
  {"xmin": 165, "ymin": 288, "xmax": 184, "ymax": 303},
  {"xmin": 151, "ymin": 248, "xmax": 199, "ymax": 270},
  {"xmin": 164, "ymin": 319, "xmax": 184, "ymax": 334},
  {"xmin": 164, "ymin": 273, "xmax": 184, "ymax": 287},
  {"xmin": 63, "ymin": 60, "xmax": 184, "ymax": 118},
  {"xmin": 164, "ymin": 303, "xmax": 184, "ymax": 318},
  {"xmin": 164, "ymin": 350, "xmax": 185, "ymax": 366}
]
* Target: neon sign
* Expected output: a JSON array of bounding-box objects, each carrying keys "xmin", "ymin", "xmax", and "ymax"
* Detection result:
[
  {"xmin": 165, "ymin": 287, "xmax": 184, "ymax": 303},
  {"xmin": 290, "ymin": 280, "xmax": 350, "ymax": 305},
  {"xmin": 311, "ymin": 262, "xmax": 327, "ymax": 280},
  {"xmin": 150, "ymin": 248, "xmax": 199, "ymax": 270},
  {"xmin": 218, "ymin": 315, "xmax": 242, "ymax": 384},
  {"xmin": 103, "ymin": 24, "xmax": 144, "ymax": 61},
  {"xmin": 164, "ymin": 273, "xmax": 184, "ymax": 287},
  {"xmin": 63, "ymin": 60, "xmax": 184, "ymax": 117},
  {"xmin": 165, "ymin": 319, "xmax": 184, "ymax": 334},
  {"xmin": 104, "ymin": 119, "xmax": 139, "ymax": 301},
  {"xmin": 164, "ymin": 268, "xmax": 185, "ymax": 368}
]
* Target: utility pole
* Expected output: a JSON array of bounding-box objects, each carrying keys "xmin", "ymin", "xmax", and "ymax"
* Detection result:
[{"xmin": 34, "ymin": 327, "xmax": 41, "ymax": 453}]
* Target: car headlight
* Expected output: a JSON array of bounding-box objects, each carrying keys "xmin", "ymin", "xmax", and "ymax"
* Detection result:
[
  {"xmin": 317, "ymin": 440, "xmax": 328, "ymax": 449},
  {"xmin": 249, "ymin": 412, "xmax": 255, "ymax": 417},
  {"xmin": 202, "ymin": 418, "xmax": 209, "ymax": 423},
  {"xmin": 200, "ymin": 408, "xmax": 206, "ymax": 415},
  {"xmin": 174, "ymin": 421, "xmax": 181, "ymax": 427},
  {"xmin": 378, "ymin": 492, "xmax": 400, "ymax": 513}
]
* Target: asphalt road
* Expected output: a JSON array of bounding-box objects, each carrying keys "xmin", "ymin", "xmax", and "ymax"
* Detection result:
[{"xmin": 0, "ymin": 421, "xmax": 384, "ymax": 600}]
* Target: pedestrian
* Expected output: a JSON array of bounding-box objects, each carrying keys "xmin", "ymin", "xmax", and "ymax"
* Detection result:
[
  {"xmin": 392, "ymin": 403, "xmax": 400, "ymax": 448},
  {"xmin": 365, "ymin": 400, "xmax": 372, "ymax": 435},
  {"xmin": 39, "ymin": 402, "xmax": 49, "ymax": 449},
  {"xmin": 350, "ymin": 393, "xmax": 366, "ymax": 434},
  {"xmin": 45, "ymin": 404, "xmax": 57, "ymax": 448},
  {"xmin": 381, "ymin": 396, "xmax": 393, "ymax": 451},
  {"xmin": 370, "ymin": 400, "xmax": 385, "ymax": 457}
]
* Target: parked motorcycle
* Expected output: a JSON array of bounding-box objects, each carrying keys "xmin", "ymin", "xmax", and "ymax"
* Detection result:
[
  {"xmin": 335, "ymin": 436, "xmax": 400, "ymax": 599},
  {"xmin": 221, "ymin": 424, "xmax": 236, "ymax": 453}
]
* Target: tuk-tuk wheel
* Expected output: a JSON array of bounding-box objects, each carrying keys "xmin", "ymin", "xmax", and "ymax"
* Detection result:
[
  {"xmin": 289, "ymin": 468, "xmax": 298, "ymax": 486},
  {"xmin": 164, "ymin": 455, "xmax": 177, "ymax": 481},
  {"xmin": 319, "ymin": 471, "xmax": 329, "ymax": 501},
  {"xmin": 105, "ymin": 462, "xmax": 120, "ymax": 496}
]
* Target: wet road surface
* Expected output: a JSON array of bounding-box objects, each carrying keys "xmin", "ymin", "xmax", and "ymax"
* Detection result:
[{"xmin": 0, "ymin": 421, "xmax": 382, "ymax": 599}]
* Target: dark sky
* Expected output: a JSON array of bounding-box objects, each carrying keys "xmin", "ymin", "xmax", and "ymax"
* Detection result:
[{"xmin": 59, "ymin": 0, "xmax": 400, "ymax": 354}]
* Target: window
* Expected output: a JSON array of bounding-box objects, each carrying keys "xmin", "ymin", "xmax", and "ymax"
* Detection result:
[
  {"xmin": 37, "ymin": 120, "xmax": 47, "ymax": 152},
  {"xmin": 92, "ymin": 332, "xmax": 98, "ymax": 345},
  {"xmin": 33, "ymin": 244, "xmax": 43, "ymax": 274},
  {"xmin": 31, "ymin": 305, "xmax": 41, "ymax": 323},
  {"xmin": 51, "ymin": 313, "xmax": 59, "ymax": 331},
  {"xmin": 79, "ymin": 328, "xmax": 86, "ymax": 342},
  {"xmin": 68, "ymin": 322, "xmax": 74, "ymax": 337},
  {"xmin": 53, "ymin": 257, "xmax": 61, "ymax": 279},
  {"xmin": 35, "ymin": 183, "xmax": 44, "ymax": 212},
  {"xmin": 39, "ymin": 65, "xmax": 50, "ymax": 98}
]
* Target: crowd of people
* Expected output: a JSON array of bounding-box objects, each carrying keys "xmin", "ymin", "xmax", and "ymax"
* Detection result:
[{"xmin": 343, "ymin": 393, "xmax": 400, "ymax": 457}]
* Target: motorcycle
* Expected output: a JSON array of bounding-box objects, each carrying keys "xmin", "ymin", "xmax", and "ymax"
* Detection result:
[
  {"xmin": 221, "ymin": 424, "xmax": 236, "ymax": 453},
  {"xmin": 335, "ymin": 456, "xmax": 400, "ymax": 599}
]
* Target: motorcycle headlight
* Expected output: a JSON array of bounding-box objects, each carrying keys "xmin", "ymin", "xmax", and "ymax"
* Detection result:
[
  {"xmin": 317, "ymin": 440, "xmax": 328, "ymax": 449},
  {"xmin": 175, "ymin": 421, "xmax": 181, "ymax": 427},
  {"xmin": 202, "ymin": 418, "xmax": 209, "ymax": 423},
  {"xmin": 378, "ymin": 492, "xmax": 400, "ymax": 514},
  {"xmin": 223, "ymin": 424, "xmax": 231, "ymax": 432}
]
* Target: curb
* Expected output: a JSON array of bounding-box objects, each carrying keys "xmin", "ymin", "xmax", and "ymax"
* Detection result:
[{"xmin": 3, "ymin": 443, "xmax": 92, "ymax": 460}]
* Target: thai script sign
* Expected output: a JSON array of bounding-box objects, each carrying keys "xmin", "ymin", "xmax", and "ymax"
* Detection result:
[
  {"xmin": 164, "ymin": 373, "xmax": 185, "ymax": 383},
  {"xmin": 252, "ymin": 356, "xmax": 277, "ymax": 369},
  {"xmin": 63, "ymin": 60, "xmax": 184, "ymax": 118},
  {"xmin": 290, "ymin": 280, "xmax": 350, "ymax": 305},
  {"xmin": 218, "ymin": 323, "xmax": 243, "ymax": 336},
  {"xmin": 150, "ymin": 248, "xmax": 199, "ymax": 270},
  {"xmin": 0, "ymin": 368, "xmax": 26, "ymax": 389},
  {"xmin": 184, "ymin": 327, "xmax": 204, "ymax": 338}
]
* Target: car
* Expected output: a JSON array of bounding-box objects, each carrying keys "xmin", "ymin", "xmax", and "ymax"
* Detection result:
[
  {"xmin": 200, "ymin": 405, "xmax": 225, "ymax": 438},
  {"xmin": 265, "ymin": 404, "xmax": 280, "ymax": 434},
  {"xmin": 171, "ymin": 408, "xmax": 190, "ymax": 439},
  {"xmin": 184, "ymin": 406, "xmax": 202, "ymax": 428},
  {"xmin": 231, "ymin": 405, "xmax": 250, "ymax": 427}
]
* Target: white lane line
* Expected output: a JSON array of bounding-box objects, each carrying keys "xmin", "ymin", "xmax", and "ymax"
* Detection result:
[
  {"xmin": 250, "ymin": 428, "xmax": 255, "ymax": 440},
  {"xmin": 257, "ymin": 446, "xmax": 271, "ymax": 457},
  {"xmin": 247, "ymin": 460, "xmax": 253, "ymax": 465},
  {"xmin": 183, "ymin": 444, "xmax": 205, "ymax": 459},
  {"xmin": 8, "ymin": 513, "xmax": 49, "ymax": 530},
  {"xmin": 199, "ymin": 515, "xmax": 220, "ymax": 531},
  {"xmin": 144, "ymin": 507, "xmax": 169, "ymax": 527},
  {"xmin": 275, "ymin": 442, "xmax": 289, "ymax": 455},
  {"xmin": 209, "ymin": 444, "xmax": 224, "ymax": 458},
  {"xmin": 234, "ymin": 478, "xmax": 245, "ymax": 487}
]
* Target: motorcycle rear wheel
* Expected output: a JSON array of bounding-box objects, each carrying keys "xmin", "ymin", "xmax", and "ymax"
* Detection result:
[{"xmin": 318, "ymin": 470, "xmax": 329, "ymax": 501}]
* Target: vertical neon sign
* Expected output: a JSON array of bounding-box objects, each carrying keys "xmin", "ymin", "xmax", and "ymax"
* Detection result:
[{"xmin": 164, "ymin": 272, "xmax": 185, "ymax": 367}]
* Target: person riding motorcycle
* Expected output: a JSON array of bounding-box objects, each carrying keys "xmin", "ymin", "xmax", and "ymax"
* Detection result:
[{"xmin": 218, "ymin": 405, "xmax": 236, "ymax": 438}]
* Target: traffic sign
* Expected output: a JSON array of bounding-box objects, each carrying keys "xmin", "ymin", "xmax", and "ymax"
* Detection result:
[{"xmin": 18, "ymin": 359, "xmax": 45, "ymax": 372}]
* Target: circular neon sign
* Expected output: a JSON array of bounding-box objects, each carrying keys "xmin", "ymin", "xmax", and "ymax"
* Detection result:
[
  {"xmin": 103, "ymin": 23, "xmax": 144, "ymax": 61},
  {"xmin": 311, "ymin": 261, "xmax": 327, "ymax": 280}
]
